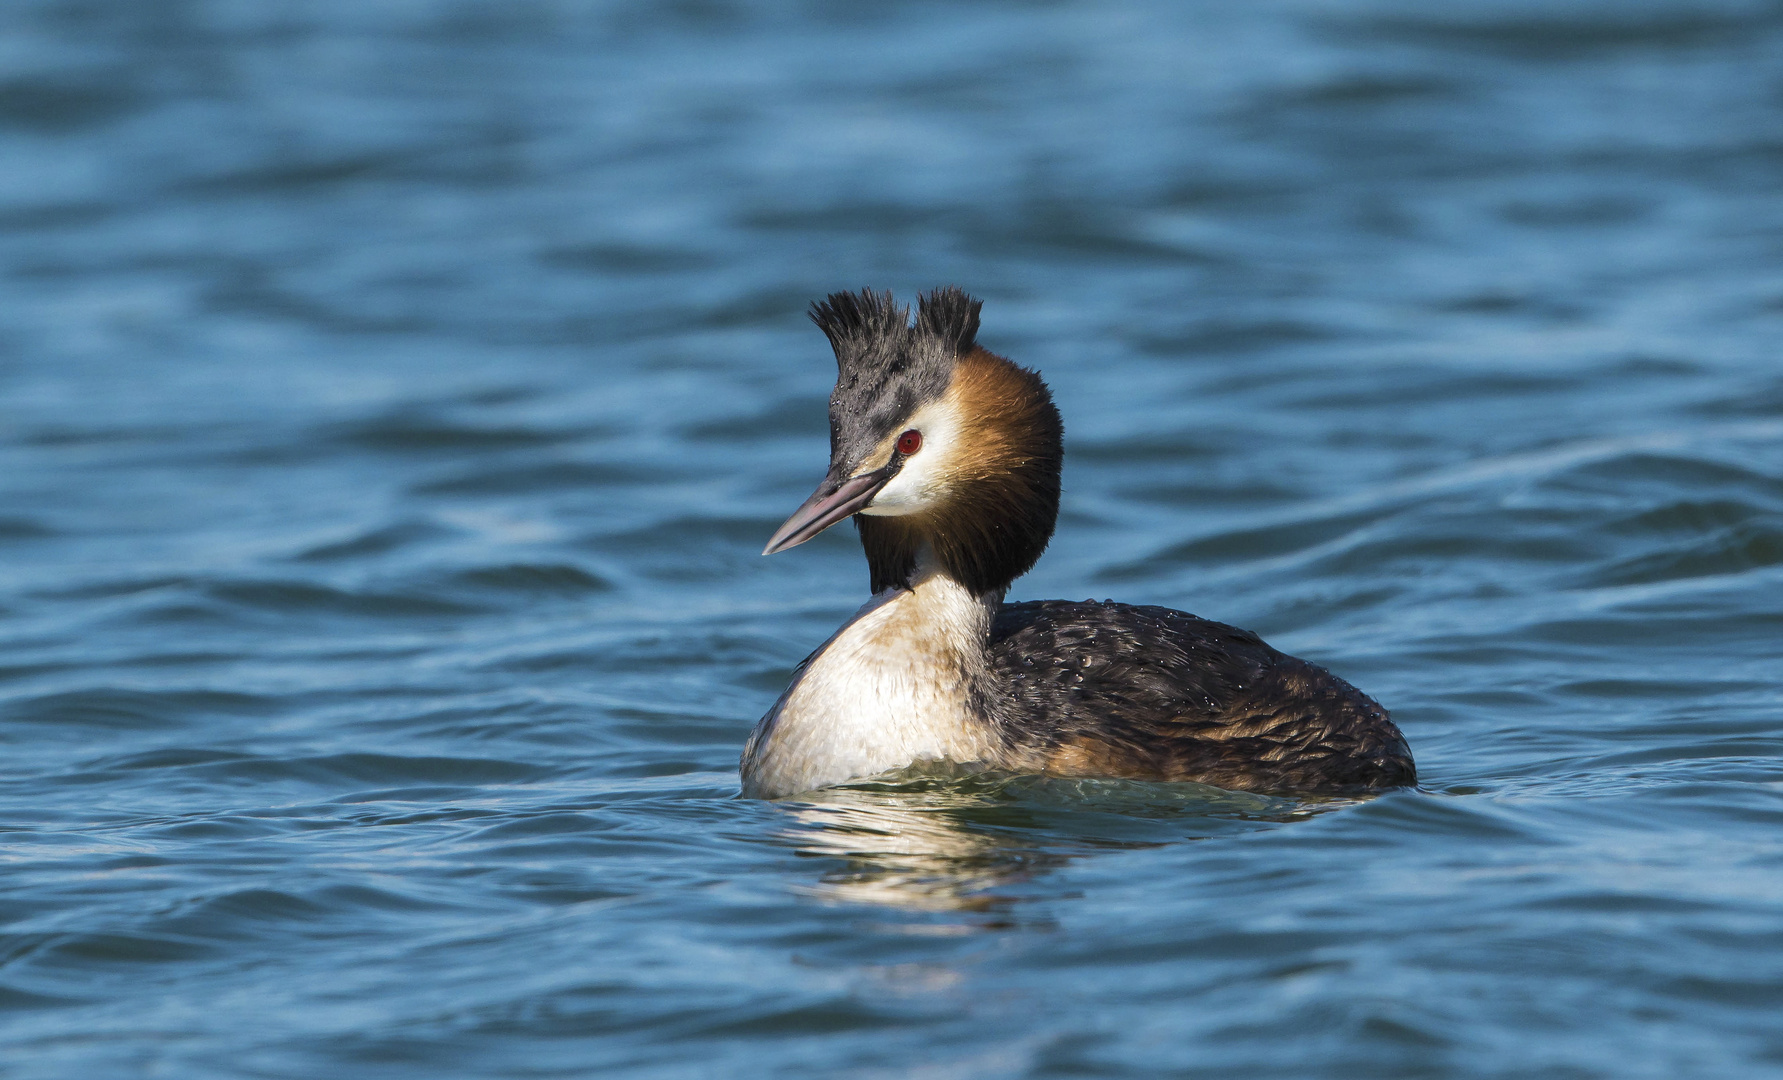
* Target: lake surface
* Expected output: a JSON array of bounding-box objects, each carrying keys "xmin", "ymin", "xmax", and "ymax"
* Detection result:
[{"xmin": 3, "ymin": 1, "xmax": 1782, "ymax": 1076}]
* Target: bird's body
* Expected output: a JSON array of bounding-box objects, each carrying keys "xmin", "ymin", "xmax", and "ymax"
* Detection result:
[
  {"xmin": 742, "ymin": 288, "xmax": 1414, "ymax": 800},
  {"xmin": 988, "ymin": 599, "xmax": 1413, "ymax": 793}
]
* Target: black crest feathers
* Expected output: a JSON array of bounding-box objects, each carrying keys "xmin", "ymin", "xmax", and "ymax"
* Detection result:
[
  {"xmin": 809, "ymin": 290, "xmax": 909, "ymax": 369},
  {"xmin": 810, "ymin": 289, "xmax": 953, "ymax": 474},
  {"xmin": 915, "ymin": 287, "xmax": 982, "ymax": 356}
]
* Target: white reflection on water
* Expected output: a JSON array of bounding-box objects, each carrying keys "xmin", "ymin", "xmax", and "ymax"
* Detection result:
[
  {"xmin": 772, "ymin": 769, "xmax": 1343, "ymax": 913},
  {"xmin": 779, "ymin": 787, "xmax": 1058, "ymax": 913}
]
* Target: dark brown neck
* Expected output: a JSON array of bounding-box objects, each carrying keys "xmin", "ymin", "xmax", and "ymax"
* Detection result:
[{"xmin": 855, "ymin": 499, "xmax": 1049, "ymax": 597}]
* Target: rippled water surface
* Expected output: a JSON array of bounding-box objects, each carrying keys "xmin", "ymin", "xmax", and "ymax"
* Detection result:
[{"xmin": 4, "ymin": 1, "xmax": 1783, "ymax": 1076}]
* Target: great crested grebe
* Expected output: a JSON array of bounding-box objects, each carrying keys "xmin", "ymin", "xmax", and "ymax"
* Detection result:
[{"xmin": 741, "ymin": 288, "xmax": 1415, "ymax": 800}]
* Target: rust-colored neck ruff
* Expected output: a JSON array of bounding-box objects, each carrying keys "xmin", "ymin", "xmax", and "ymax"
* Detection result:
[{"xmin": 857, "ymin": 347, "xmax": 1062, "ymax": 596}]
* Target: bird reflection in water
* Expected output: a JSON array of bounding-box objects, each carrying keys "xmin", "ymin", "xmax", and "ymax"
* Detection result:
[{"xmin": 769, "ymin": 767, "xmax": 1344, "ymax": 915}]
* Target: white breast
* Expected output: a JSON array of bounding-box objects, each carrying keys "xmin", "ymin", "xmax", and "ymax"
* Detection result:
[{"xmin": 740, "ymin": 573, "xmax": 1000, "ymax": 799}]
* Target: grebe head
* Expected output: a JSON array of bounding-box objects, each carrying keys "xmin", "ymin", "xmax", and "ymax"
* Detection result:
[{"xmin": 762, "ymin": 287, "xmax": 1063, "ymax": 596}]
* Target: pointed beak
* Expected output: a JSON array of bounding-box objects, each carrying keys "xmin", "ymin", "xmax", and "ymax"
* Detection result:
[{"xmin": 762, "ymin": 466, "xmax": 894, "ymax": 555}]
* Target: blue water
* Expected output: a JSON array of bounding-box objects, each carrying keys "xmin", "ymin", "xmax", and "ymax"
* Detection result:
[{"xmin": 3, "ymin": 1, "xmax": 1783, "ymax": 1076}]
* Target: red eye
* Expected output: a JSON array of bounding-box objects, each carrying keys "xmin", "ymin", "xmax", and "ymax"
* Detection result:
[{"xmin": 896, "ymin": 429, "xmax": 923, "ymax": 455}]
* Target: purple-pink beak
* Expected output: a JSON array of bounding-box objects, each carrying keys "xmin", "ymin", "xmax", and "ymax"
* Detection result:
[{"xmin": 761, "ymin": 465, "xmax": 896, "ymax": 555}]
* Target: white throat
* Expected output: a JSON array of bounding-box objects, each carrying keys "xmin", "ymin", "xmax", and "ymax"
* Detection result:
[{"xmin": 740, "ymin": 569, "xmax": 1002, "ymax": 799}]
